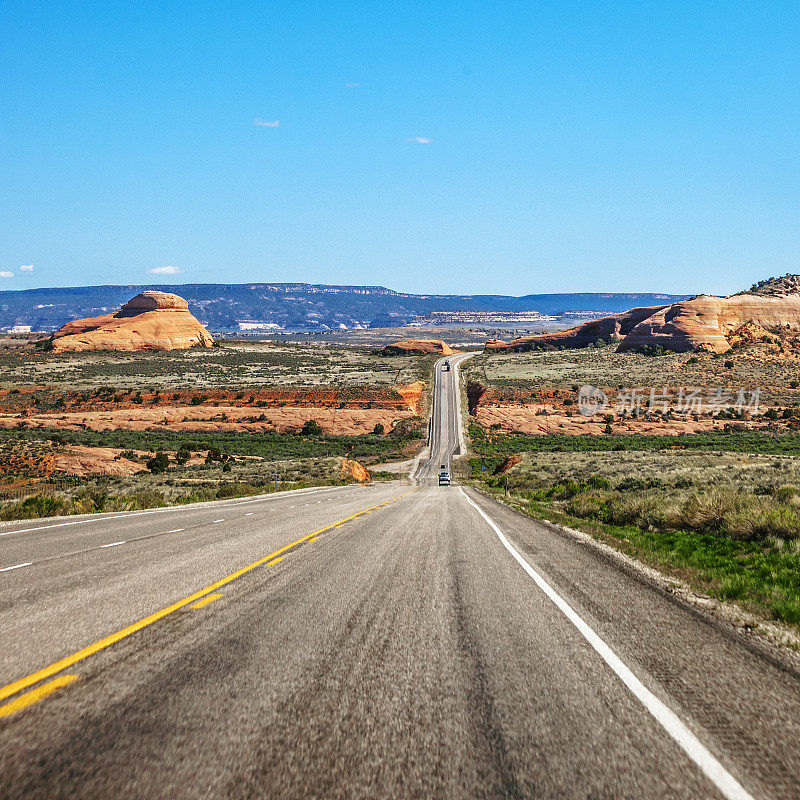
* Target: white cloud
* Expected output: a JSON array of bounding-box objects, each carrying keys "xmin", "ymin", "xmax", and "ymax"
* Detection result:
[
  {"xmin": 19, "ymin": 264, "xmax": 33, "ymax": 272},
  {"xmin": 406, "ymin": 136, "xmax": 433, "ymax": 144},
  {"xmin": 345, "ymin": 82, "xmax": 360, "ymax": 87},
  {"xmin": 147, "ymin": 265, "xmax": 182, "ymax": 275},
  {"xmin": 254, "ymin": 118, "xmax": 280, "ymax": 127},
  {"xmin": 0, "ymin": 271, "xmax": 14, "ymax": 278}
]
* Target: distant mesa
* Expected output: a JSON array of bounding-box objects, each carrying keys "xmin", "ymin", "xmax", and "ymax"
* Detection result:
[
  {"xmin": 487, "ymin": 275, "xmax": 800, "ymax": 355},
  {"xmin": 382, "ymin": 339, "xmax": 455, "ymax": 356},
  {"xmin": 48, "ymin": 291, "xmax": 214, "ymax": 352}
]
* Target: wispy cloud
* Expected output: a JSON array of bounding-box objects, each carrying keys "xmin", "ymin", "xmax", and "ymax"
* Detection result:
[
  {"xmin": 0, "ymin": 271, "xmax": 14, "ymax": 278},
  {"xmin": 147, "ymin": 265, "xmax": 182, "ymax": 275},
  {"xmin": 19, "ymin": 264, "xmax": 33, "ymax": 272},
  {"xmin": 345, "ymin": 82, "xmax": 360, "ymax": 87},
  {"xmin": 254, "ymin": 118, "xmax": 280, "ymax": 127},
  {"xmin": 406, "ymin": 136, "xmax": 433, "ymax": 144}
]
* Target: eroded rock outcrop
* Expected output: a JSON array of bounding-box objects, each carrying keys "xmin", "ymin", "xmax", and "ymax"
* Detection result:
[
  {"xmin": 340, "ymin": 457, "xmax": 370, "ymax": 482},
  {"xmin": 49, "ymin": 291, "xmax": 214, "ymax": 352},
  {"xmin": 484, "ymin": 306, "xmax": 667, "ymax": 352},
  {"xmin": 617, "ymin": 293, "xmax": 800, "ymax": 354},
  {"xmin": 485, "ymin": 275, "xmax": 800, "ymax": 355},
  {"xmin": 382, "ymin": 339, "xmax": 455, "ymax": 356}
]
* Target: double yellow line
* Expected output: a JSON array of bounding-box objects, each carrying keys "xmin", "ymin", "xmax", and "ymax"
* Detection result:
[{"xmin": 0, "ymin": 487, "xmax": 415, "ymax": 718}]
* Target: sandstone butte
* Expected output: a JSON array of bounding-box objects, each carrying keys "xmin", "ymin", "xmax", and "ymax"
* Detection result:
[
  {"xmin": 382, "ymin": 339, "xmax": 455, "ymax": 356},
  {"xmin": 48, "ymin": 291, "xmax": 214, "ymax": 352},
  {"xmin": 486, "ymin": 275, "xmax": 800, "ymax": 355}
]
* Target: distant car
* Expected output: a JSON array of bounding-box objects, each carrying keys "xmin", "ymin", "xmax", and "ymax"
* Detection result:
[
  {"xmin": 442, "ymin": 360, "xmax": 450, "ymax": 371},
  {"xmin": 438, "ymin": 471, "xmax": 451, "ymax": 486}
]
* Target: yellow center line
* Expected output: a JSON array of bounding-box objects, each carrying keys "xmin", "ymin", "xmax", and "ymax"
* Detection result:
[
  {"xmin": 0, "ymin": 675, "xmax": 79, "ymax": 718},
  {"xmin": 189, "ymin": 593, "xmax": 222, "ymax": 610},
  {"xmin": 308, "ymin": 536, "xmax": 319, "ymax": 542},
  {"xmin": 0, "ymin": 487, "xmax": 416, "ymax": 706},
  {"xmin": 266, "ymin": 557, "xmax": 283, "ymax": 565}
]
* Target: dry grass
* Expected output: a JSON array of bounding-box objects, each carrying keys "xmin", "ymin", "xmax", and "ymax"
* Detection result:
[
  {"xmin": 0, "ymin": 341, "xmax": 434, "ymax": 390},
  {"xmin": 466, "ymin": 341, "xmax": 800, "ymax": 405}
]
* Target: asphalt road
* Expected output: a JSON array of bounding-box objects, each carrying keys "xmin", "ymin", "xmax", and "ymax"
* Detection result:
[{"xmin": 2, "ymin": 357, "xmax": 800, "ymax": 798}]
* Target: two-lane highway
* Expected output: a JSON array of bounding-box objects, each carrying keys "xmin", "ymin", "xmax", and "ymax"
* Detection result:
[
  {"xmin": 3, "ymin": 356, "xmax": 800, "ymax": 798},
  {"xmin": 417, "ymin": 352, "xmax": 472, "ymax": 483}
]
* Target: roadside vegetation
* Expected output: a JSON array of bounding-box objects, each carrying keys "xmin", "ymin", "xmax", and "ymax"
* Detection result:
[
  {"xmin": 0, "ymin": 441, "xmax": 401, "ymax": 522},
  {"xmin": 465, "ymin": 435, "xmax": 800, "ymax": 629}
]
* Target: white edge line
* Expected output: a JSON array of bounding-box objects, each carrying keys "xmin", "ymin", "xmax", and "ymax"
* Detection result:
[
  {"xmin": 0, "ymin": 562, "xmax": 32, "ymax": 572},
  {"xmin": 168, "ymin": 528, "xmax": 185, "ymax": 533},
  {"xmin": 458, "ymin": 487, "xmax": 755, "ymax": 800},
  {"xmin": 100, "ymin": 541, "xmax": 125, "ymax": 548}
]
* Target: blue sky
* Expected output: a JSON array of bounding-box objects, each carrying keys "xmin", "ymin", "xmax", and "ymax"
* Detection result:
[{"xmin": 1, "ymin": 1, "xmax": 798, "ymax": 295}]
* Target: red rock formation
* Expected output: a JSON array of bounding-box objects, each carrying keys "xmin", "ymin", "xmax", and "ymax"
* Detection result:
[
  {"xmin": 49, "ymin": 291, "xmax": 214, "ymax": 352},
  {"xmin": 340, "ymin": 457, "xmax": 370, "ymax": 482},
  {"xmin": 382, "ymin": 339, "xmax": 455, "ymax": 356},
  {"xmin": 485, "ymin": 276, "xmax": 800, "ymax": 355},
  {"xmin": 617, "ymin": 294, "xmax": 800, "ymax": 354},
  {"xmin": 484, "ymin": 306, "xmax": 667, "ymax": 352}
]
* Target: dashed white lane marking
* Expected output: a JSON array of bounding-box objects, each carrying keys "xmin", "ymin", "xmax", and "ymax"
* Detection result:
[
  {"xmin": 0, "ymin": 562, "xmax": 32, "ymax": 573},
  {"xmin": 244, "ymin": 513, "xmax": 254, "ymax": 517},
  {"xmin": 0, "ymin": 485, "xmax": 355, "ymax": 539},
  {"xmin": 169, "ymin": 528, "xmax": 184, "ymax": 533},
  {"xmin": 100, "ymin": 541, "xmax": 125, "ymax": 548},
  {"xmin": 213, "ymin": 519, "xmax": 225, "ymax": 524},
  {"xmin": 458, "ymin": 488, "xmax": 755, "ymax": 800}
]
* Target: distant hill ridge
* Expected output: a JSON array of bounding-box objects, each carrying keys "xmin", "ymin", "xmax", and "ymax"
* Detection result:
[{"xmin": 0, "ymin": 282, "xmax": 691, "ymax": 332}]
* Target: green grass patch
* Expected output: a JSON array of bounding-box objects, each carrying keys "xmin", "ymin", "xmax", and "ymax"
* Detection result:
[{"xmin": 474, "ymin": 482, "xmax": 800, "ymax": 631}]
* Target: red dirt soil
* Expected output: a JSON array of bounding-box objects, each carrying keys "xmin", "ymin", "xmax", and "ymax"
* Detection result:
[{"xmin": 0, "ymin": 382, "xmax": 426, "ymax": 436}]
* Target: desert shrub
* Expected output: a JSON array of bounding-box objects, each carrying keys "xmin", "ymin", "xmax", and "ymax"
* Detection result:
[
  {"xmin": 0, "ymin": 494, "xmax": 66, "ymax": 521},
  {"xmin": 586, "ymin": 474, "xmax": 610, "ymax": 490},
  {"xmin": 771, "ymin": 485, "xmax": 798, "ymax": 503},
  {"xmin": 562, "ymin": 493, "xmax": 606, "ymax": 520},
  {"xmin": 146, "ymin": 451, "xmax": 170, "ymax": 474},
  {"xmin": 73, "ymin": 486, "xmax": 109, "ymax": 513},
  {"xmin": 130, "ymin": 489, "xmax": 166, "ymax": 509},
  {"xmin": 679, "ymin": 488, "xmax": 739, "ymax": 532},
  {"xmin": 175, "ymin": 446, "xmax": 190, "ymax": 465},
  {"xmin": 205, "ymin": 446, "xmax": 224, "ymax": 463},
  {"xmin": 301, "ymin": 419, "xmax": 323, "ymax": 436},
  {"xmin": 373, "ymin": 423, "xmax": 385, "ymax": 435},
  {"xmin": 638, "ymin": 344, "xmax": 666, "ymax": 357}
]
